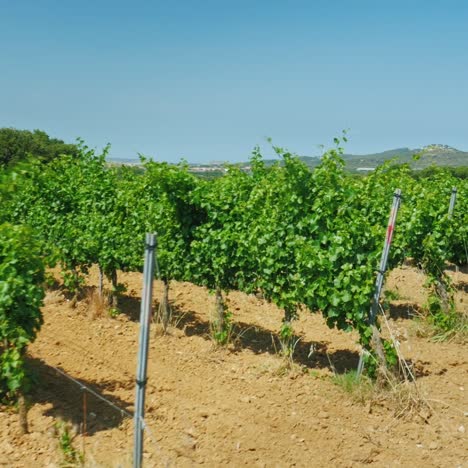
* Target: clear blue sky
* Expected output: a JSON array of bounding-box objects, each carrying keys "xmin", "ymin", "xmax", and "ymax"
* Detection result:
[{"xmin": 1, "ymin": 0, "xmax": 467, "ymax": 163}]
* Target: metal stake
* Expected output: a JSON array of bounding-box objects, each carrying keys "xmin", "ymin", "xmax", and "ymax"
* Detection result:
[
  {"xmin": 448, "ymin": 187, "xmax": 457, "ymax": 219},
  {"xmin": 357, "ymin": 189, "xmax": 402, "ymax": 376},
  {"xmin": 134, "ymin": 233, "xmax": 157, "ymax": 468}
]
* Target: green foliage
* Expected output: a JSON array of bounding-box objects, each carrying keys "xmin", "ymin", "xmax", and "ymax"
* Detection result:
[
  {"xmin": 2, "ymin": 135, "xmax": 466, "ymax": 374},
  {"xmin": 212, "ymin": 309, "xmax": 233, "ymax": 346},
  {"xmin": 108, "ymin": 307, "xmax": 121, "ymax": 318},
  {"xmin": 359, "ymin": 339, "xmax": 398, "ymax": 379},
  {"xmin": 5, "ymin": 143, "xmax": 148, "ymax": 301},
  {"xmin": 384, "ymin": 289, "xmax": 401, "ymax": 301},
  {"xmin": 332, "ymin": 370, "xmax": 374, "ymax": 403},
  {"xmin": 0, "ymin": 223, "xmax": 44, "ymax": 397},
  {"xmin": 279, "ymin": 320, "xmax": 298, "ymax": 359},
  {"xmin": 413, "ymin": 165, "xmax": 468, "ymax": 180},
  {"xmin": 139, "ymin": 158, "xmax": 203, "ymax": 282},
  {"xmin": 382, "ymin": 339, "xmax": 398, "ymax": 368},
  {"xmin": 356, "ymin": 162, "xmax": 467, "ymax": 347},
  {"xmin": 0, "ymin": 127, "xmax": 78, "ymax": 167}
]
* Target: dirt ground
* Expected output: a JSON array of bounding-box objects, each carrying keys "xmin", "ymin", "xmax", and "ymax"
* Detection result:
[{"xmin": 0, "ymin": 265, "xmax": 466, "ymax": 467}]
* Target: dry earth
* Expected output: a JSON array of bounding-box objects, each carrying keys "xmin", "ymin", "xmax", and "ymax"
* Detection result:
[{"xmin": 0, "ymin": 265, "xmax": 467, "ymax": 467}]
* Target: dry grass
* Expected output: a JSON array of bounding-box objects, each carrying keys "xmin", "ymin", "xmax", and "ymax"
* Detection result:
[
  {"xmin": 333, "ymin": 306, "xmax": 434, "ymax": 422},
  {"xmin": 378, "ymin": 380, "xmax": 432, "ymax": 422},
  {"xmin": 43, "ymin": 289, "xmax": 66, "ymax": 306},
  {"xmin": 333, "ymin": 369, "xmax": 432, "ymax": 423},
  {"xmin": 86, "ymin": 288, "xmax": 109, "ymax": 319},
  {"xmin": 152, "ymin": 304, "xmax": 193, "ymax": 339}
]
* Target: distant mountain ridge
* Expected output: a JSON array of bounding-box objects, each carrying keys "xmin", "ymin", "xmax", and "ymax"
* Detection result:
[
  {"xmin": 262, "ymin": 144, "xmax": 468, "ymax": 171},
  {"xmin": 108, "ymin": 144, "xmax": 468, "ymax": 171}
]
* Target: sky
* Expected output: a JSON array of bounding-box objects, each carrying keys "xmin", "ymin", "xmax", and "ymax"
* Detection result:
[{"xmin": 1, "ymin": 0, "xmax": 467, "ymax": 163}]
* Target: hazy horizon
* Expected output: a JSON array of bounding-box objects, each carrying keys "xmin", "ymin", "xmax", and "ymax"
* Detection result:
[{"xmin": 105, "ymin": 142, "xmax": 466, "ymax": 164}]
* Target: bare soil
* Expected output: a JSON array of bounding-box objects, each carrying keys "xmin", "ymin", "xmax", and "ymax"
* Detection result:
[{"xmin": 0, "ymin": 266, "xmax": 466, "ymax": 467}]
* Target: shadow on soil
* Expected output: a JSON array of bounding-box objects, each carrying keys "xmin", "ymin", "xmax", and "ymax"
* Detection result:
[
  {"xmin": 169, "ymin": 304, "xmax": 429, "ymax": 378},
  {"xmin": 446, "ymin": 264, "xmax": 468, "ymax": 274},
  {"xmin": 454, "ymin": 280, "xmax": 468, "ymax": 293},
  {"xmin": 385, "ymin": 302, "xmax": 424, "ymax": 320},
  {"xmin": 26, "ymin": 357, "xmax": 133, "ymax": 436},
  {"xmin": 117, "ymin": 293, "xmax": 141, "ymax": 322},
  {"xmin": 115, "ymin": 293, "xmax": 429, "ymax": 377},
  {"xmin": 166, "ymin": 305, "xmax": 360, "ymax": 374}
]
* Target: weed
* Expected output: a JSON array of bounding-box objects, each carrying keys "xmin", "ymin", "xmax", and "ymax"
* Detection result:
[
  {"xmin": 418, "ymin": 271, "xmax": 467, "ymax": 343},
  {"xmin": 412, "ymin": 297, "xmax": 468, "ymax": 343},
  {"xmin": 430, "ymin": 311, "xmax": 468, "ymax": 343},
  {"xmin": 426, "ymin": 289, "xmax": 467, "ymax": 341},
  {"xmin": 109, "ymin": 307, "xmax": 122, "ymax": 318},
  {"xmin": 383, "ymin": 289, "xmax": 401, "ymax": 301},
  {"xmin": 268, "ymin": 326, "xmax": 302, "ymax": 375},
  {"xmin": 210, "ymin": 309, "xmax": 233, "ymax": 346},
  {"xmin": 346, "ymin": 310, "xmax": 434, "ymax": 421},
  {"xmin": 56, "ymin": 420, "xmax": 83, "ymax": 467},
  {"xmin": 411, "ymin": 316, "xmax": 432, "ymax": 338},
  {"xmin": 332, "ymin": 370, "xmax": 374, "ymax": 403},
  {"xmin": 153, "ymin": 307, "xmax": 188, "ymax": 337},
  {"xmin": 333, "ymin": 369, "xmax": 432, "ymax": 421},
  {"xmin": 278, "ymin": 321, "xmax": 300, "ymax": 363},
  {"xmin": 209, "ymin": 288, "xmax": 235, "ymax": 346}
]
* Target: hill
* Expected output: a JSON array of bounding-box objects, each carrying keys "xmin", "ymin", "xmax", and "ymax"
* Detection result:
[
  {"xmin": 107, "ymin": 144, "xmax": 468, "ymax": 174},
  {"xmin": 259, "ymin": 144, "xmax": 468, "ymax": 172},
  {"xmin": 343, "ymin": 144, "xmax": 468, "ymax": 172}
]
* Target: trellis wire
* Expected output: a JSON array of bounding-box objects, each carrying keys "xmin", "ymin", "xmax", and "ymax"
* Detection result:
[
  {"xmin": 50, "ymin": 363, "xmax": 166, "ymax": 461},
  {"xmin": 51, "ymin": 365, "xmax": 133, "ymax": 419}
]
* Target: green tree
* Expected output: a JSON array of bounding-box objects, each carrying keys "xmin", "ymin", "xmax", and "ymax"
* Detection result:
[{"xmin": 0, "ymin": 127, "xmax": 78, "ymax": 167}]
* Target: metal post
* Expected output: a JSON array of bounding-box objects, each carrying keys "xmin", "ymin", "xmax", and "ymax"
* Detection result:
[
  {"xmin": 357, "ymin": 189, "xmax": 402, "ymax": 376},
  {"xmin": 134, "ymin": 233, "xmax": 157, "ymax": 468},
  {"xmin": 448, "ymin": 187, "xmax": 457, "ymax": 219},
  {"xmin": 82, "ymin": 388, "xmax": 87, "ymax": 462}
]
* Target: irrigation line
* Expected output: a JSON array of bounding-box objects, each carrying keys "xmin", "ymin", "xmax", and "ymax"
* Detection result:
[
  {"xmin": 50, "ymin": 365, "xmax": 133, "ymax": 419},
  {"xmin": 48, "ymin": 364, "xmax": 168, "ymax": 460}
]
